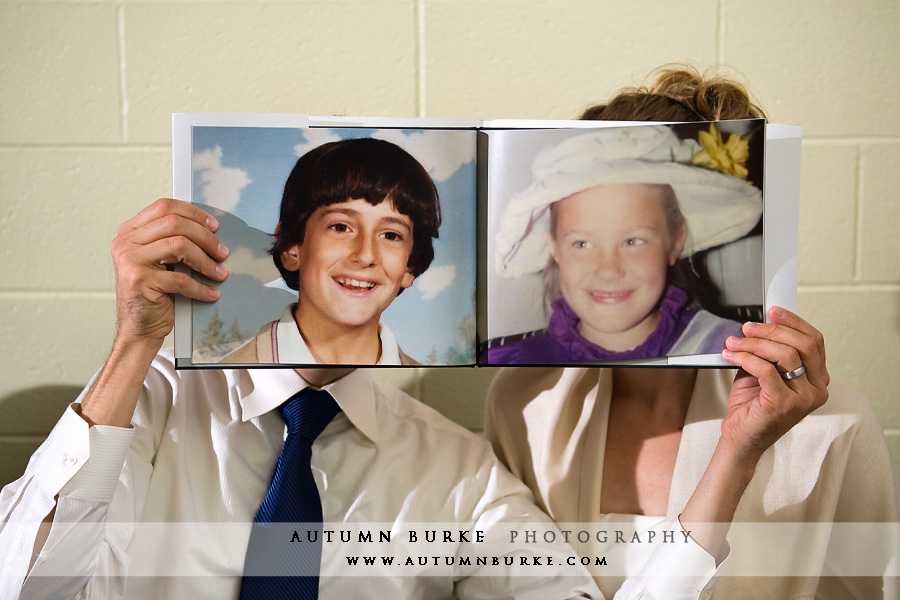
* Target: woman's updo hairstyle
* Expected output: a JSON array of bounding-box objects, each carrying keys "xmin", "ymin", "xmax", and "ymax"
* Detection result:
[{"xmin": 579, "ymin": 65, "xmax": 767, "ymax": 123}]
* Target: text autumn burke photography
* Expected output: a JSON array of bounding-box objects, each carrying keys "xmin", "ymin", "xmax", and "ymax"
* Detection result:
[{"xmin": 283, "ymin": 527, "xmax": 694, "ymax": 545}]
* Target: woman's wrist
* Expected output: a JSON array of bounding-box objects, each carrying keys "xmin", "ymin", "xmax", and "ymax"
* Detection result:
[{"xmin": 711, "ymin": 438, "xmax": 760, "ymax": 488}]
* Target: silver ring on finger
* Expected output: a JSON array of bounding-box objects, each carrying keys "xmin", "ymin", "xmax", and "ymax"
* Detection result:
[{"xmin": 781, "ymin": 364, "xmax": 806, "ymax": 381}]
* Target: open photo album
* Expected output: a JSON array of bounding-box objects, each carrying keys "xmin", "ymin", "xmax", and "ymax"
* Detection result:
[{"xmin": 172, "ymin": 114, "xmax": 801, "ymax": 368}]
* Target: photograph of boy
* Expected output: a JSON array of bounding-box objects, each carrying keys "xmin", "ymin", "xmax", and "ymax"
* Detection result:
[
  {"xmin": 483, "ymin": 121, "xmax": 765, "ymax": 364},
  {"xmin": 189, "ymin": 126, "xmax": 477, "ymax": 366}
]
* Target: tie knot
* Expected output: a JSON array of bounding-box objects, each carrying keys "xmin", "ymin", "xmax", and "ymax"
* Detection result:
[{"xmin": 280, "ymin": 388, "xmax": 341, "ymax": 443}]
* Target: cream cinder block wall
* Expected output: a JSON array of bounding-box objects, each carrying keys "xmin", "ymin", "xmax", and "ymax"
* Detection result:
[{"xmin": 1, "ymin": 0, "xmax": 898, "ymax": 486}]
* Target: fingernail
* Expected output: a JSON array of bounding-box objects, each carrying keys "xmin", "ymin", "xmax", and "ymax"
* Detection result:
[
  {"xmin": 208, "ymin": 288, "xmax": 220, "ymax": 299},
  {"xmin": 744, "ymin": 322, "xmax": 760, "ymax": 332},
  {"xmin": 206, "ymin": 216, "xmax": 219, "ymax": 230},
  {"xmin": 727, "ymin": 336, "xmax": 742, "ymax": 347},
  {"xmin": 722, "ymin": 350, "xmax": 734, "ymax": 359},
  {"xmin": 215, "ymin": 265, "xmax": 228, "ymax": 278},
  {"xmin": 772, "ymin": 306, "xmax": 786, "ymax": 318},
  {"xmin": 218, "ymin": 242, "xmax": 228, "ymax": 257}
]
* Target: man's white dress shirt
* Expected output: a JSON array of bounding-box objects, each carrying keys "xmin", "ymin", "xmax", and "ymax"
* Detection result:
[{"xmin": 0, "ymin": 349, "xmax": 602, "ymax": 599}]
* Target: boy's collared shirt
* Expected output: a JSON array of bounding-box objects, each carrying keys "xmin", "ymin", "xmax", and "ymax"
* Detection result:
[
  {"xmin": 222, "ymin": 304, "xmax": 415, "ymax": 365},
  {"xmin": 273, "ymin": 303, "xmax": 404, "ymax": 365}
]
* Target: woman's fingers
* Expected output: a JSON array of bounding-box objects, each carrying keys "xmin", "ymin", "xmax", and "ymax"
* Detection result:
[
  {"xmin": 725, "ymin": 334, "xmax": 802, "ymax": 375},
  {"xmin": 726, "ymin": 307, "xmax": 829, "ymax": 390},
  {"xmin": 767, "ymin": 306, "xmax": 826, "ymax": 361},
  {"xmin": 723, "ymin": 347, "xmax": 792, "ymax": 403}
]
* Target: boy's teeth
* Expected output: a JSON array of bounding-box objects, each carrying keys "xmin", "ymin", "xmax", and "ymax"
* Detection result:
[{"xmin": 340, "ymin": 278, "xmax": 375, "ymax": 290}]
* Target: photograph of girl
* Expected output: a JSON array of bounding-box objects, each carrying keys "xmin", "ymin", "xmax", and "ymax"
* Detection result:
[{"xmin": 483, "ymin": 120, "xmax": 765, "ymax": 364}]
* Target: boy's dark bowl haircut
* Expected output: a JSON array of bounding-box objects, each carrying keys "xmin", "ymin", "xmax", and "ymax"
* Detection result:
[{"xmin": 271, "ymin": 137, "xmax": 441, "ymax": 291}]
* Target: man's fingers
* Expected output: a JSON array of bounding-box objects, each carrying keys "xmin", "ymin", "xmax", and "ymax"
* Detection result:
[
  {"xmin": 122, "ymin": 213, "xmax": 228, "ymax": 264},
  {"xmin": 128, "ymin": 236, "xmax": 229, "ymax": 283},
  {"xmin": 155, "ymin": 270, "xmax": 222, "ymax": 302},
  {"xmin": 118, "ymin": 198, "xmax": 219, "ymax": 238}
]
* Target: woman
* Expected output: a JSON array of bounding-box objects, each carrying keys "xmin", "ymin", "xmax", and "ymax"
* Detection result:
[{"xmin": 485, "ymin": 67, "xmax": 899, "ymax": 599}]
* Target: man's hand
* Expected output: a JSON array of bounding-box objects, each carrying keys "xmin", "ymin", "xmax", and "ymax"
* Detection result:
[
  {"xmin": 111, "ymin": 198, "xmax": 229, "ymax": 348},
  {"xmin": 720, "ymin": 306, "xmax": 829, "ymax": 467},
  {"xmin": 78, "ymin": 199, "xmax": 229, "ymax": 429}
]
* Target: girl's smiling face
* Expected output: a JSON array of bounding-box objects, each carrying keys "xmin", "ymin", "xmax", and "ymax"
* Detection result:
[{"xmin": 547, "ymin": 183, "xmax": 686, "ymax": 352}]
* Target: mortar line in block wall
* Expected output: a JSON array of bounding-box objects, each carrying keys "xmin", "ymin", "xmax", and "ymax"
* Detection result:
[
  {"xmin": 797, "ymin": 283, "xmax": 900, "ymax": 293},
  {"xmin": 716, "ymin": 0, "xmax": 726, "ymax": 63},
  {"xmin": 0, "ymin": 145, "xmax": 170, "ymax": 152},
  {"xmin": 415, "ymin": 0, "xmax": 426, "ymax": 117},
  {"xmin": 854, "ymin": 146, "xmax": 865, "ymax": 281},
  {"xmin": 414, "ymin": 367, "xmax": 424, "ymax": 400},
  {"xmin": 0, "ymin": 291, "xmax": 117, "ymax": 301},
  {"xmin": 117, "ymin": 4, "xmax": 130, "ymax": 142},
  {"xmin": 803, "ymin": 136, "xmax": 900, "ymax": 144}
]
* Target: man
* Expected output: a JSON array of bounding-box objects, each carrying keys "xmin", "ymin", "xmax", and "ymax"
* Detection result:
[{"xmin": 0, "ymin": 198, "xmax": 604, "ymax": 599}]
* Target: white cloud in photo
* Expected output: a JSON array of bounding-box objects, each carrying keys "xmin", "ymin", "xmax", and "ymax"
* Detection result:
[
  {"xmin": 224, "ymin": 246, "xmax": 281, "ymax": 283},
  {"xmin": 264, "ymin": 278, "xmax": 294, "ymax": 293},
  {"xmin": 192, "ymin": 145, "xmax": 252, "ymax": 211},
  {"xmin": 415, "ymin": 265, "xmax": 456, "ymax": 300},
  {"xmin": 295, "ymin": 129, "xmax": 343, "ymax": 157},
  {"xmin": 372, "ymin": 130, "xmax": 474, "ymax": 182}
]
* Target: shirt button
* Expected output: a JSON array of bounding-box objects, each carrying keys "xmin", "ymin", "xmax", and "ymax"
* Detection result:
[{"xmin": 62, "ymin": 452, "xmax": 78, "ymax": 466}]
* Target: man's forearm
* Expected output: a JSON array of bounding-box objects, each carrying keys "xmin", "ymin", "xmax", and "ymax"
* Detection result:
[{"xmin": 78, "ymin": 336, "xmax": 162, "ymax": 429}]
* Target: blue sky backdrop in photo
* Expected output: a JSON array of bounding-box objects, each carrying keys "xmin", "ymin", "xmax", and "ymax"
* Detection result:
[{"xmin": 191, "ymin": 125, "xmax": 477, "ymax": 365}]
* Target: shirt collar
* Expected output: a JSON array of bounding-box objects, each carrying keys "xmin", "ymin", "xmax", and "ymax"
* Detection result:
[
  {"xmin": 239, "ymin": 367, "xmax": 379, "ymax": 444},
  {"xmin": 275, "ymin": 303, "xmax": 403, "ymax": 366}
]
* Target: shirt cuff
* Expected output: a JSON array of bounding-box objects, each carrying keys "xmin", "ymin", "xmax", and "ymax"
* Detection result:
[
  {"xmin": 639, "ymin": 517, "xmax": 729, "ymax": 600},
  {"xmin": 33, "ymin": 404, "xmax": 135, "ymax": 503}
]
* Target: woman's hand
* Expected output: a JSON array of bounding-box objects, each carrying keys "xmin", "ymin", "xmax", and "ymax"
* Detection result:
[
  {"xmin": 720, "ymin": 306, "xmax": 829, "ymax": 467},
  {"xmin": 678, "ymin": 307, "xmax": 829, "ymax": 558}
]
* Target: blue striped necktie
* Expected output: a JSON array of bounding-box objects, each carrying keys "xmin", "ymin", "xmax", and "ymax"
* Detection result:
[{"xmin": 239, "ymin": 387, "xmax": 341, "ymax": 600}]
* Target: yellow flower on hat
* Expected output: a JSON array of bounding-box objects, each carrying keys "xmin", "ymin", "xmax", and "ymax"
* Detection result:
[{"xmin": 692, "ymin": 123, "xmax": 750, "ymax": 179}]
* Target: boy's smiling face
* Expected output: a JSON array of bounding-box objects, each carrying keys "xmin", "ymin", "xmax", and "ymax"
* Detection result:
[{"xmin": 280, "ymin": 197, "xmax": 416, "ymax": 335}]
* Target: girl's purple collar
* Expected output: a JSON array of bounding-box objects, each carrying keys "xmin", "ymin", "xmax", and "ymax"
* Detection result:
[{"xmin": 547, "ymin": 285, "xmax": 694, "ymax": 361}]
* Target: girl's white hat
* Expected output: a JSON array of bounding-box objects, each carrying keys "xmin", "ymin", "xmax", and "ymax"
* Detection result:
[{"xmin": 494, "ymin": 125, "xmax": 763, "ymax": 278}]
